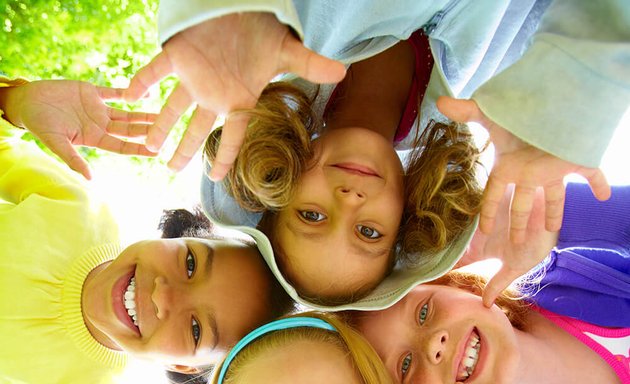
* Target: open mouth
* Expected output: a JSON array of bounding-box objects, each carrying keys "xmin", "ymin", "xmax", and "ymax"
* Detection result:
[
  {"xmin": 123, "ymin": 276, "xmax": 138, "ymax": 327},
  {"xmin": 456, "ymin": 328, "xmax": 481, "ymax": 382},
  {"xmin": 113, "ymin": 267, "xmax": 140, "ymax": 336}
]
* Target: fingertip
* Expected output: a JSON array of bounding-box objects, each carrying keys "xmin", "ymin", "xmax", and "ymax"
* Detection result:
[
  {"xmin": 208, "ymin": 167, "xmax": 226, "ymax": 182},
  {"xmin": 482, "ymin": 296, "xmax": 495, "ymax": 308}
]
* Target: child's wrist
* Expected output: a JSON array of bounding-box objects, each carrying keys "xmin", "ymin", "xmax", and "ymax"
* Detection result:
[{"xmin": 0, "ymin": 85, "xmax": 25, "ymax": 128}]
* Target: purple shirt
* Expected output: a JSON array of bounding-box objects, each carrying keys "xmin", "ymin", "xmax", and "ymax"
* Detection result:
[{"xmin": 525, "ymin": 183, "xmax": 630, "ymax": 328}]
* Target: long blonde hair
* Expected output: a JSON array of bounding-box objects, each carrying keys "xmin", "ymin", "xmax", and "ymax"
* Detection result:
[
  {"xmin": 205, "ymin": 81, "xmax": 482, "ymax": 303},
  {"xmin": 209, "ymin": 312, "xmax": 392, "ymax": 384}
]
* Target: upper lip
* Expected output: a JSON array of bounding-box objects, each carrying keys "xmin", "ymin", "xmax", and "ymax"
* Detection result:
[
  {"xmin": 331, "ymin": 163, "xmax": 381, "ymax": 178},
  {"xmin": 453, "ymin": 327, "xmax": 475, "ymax": 382}
]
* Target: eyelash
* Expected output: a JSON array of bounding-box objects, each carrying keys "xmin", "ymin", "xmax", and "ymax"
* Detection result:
[
  {"xmin": 299, "ymin": 210, "xmax": 326, "ymax": 222},
  {"xmin": 400, "ymin": 303, "xmax": 429, "ymax": 379},
  {"xmin": 191, "ymin": 317, "xmax": 201, "ymax": 347},
  {"xmin": 356, "ymin": 225, "xmax": 382, "ymax": 239},
  {"xmin": 419, "ymin": 303, "xmax": 429, "ymax": 325},
  {"xmin": 186, "ymin": 250, "xmax": 196, "ymax": 279},
  {"xmin": 401, "ymin": 354, "xmax": 412, "ymax": 378}
]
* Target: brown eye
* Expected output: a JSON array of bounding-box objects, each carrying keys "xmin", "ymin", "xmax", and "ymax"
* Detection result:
[
  {"xmin": 186, "ymin": 251, "xmax": 196, "ymax": 278},
  {"xmin": 191, "ymin": 317, "xmax": 201, "ymax": 346}
]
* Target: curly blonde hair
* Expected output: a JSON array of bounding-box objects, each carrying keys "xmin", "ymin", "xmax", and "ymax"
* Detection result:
[
  {"xmin": 205, "ymin": 81, "xmax": 483, "ymax": 302},
  {"xmin": 210, "ymin": 312, "xmax": 393, "ymax": 384}
]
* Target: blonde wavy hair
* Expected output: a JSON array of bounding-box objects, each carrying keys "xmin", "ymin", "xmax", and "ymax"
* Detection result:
[
  {"xmin": 209, "ymin": 312, "xmax": 393, "ymax": 384},
  {"xmin": 205, "ymin": 81, "xmax": 483, "ymax": 302}
]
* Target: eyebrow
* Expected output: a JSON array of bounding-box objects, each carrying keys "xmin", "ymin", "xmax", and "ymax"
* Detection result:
[
  {"xmin": 286, "ymin": 219, "xmax": 390, "ymax": 259},
  {"xmin": 203, "ymin": 244, "xmax": 219, "ymax": 351}
]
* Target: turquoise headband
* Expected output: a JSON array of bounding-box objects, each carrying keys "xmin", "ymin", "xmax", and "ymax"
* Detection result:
[{"xmin": 216, "ymin": 317, "xmax": 337, "ymax": 383}]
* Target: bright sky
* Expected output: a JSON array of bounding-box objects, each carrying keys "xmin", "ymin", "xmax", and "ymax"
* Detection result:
[{"xmin": 101, "ymin": 107, "xmax": 629, "ymax": 383}]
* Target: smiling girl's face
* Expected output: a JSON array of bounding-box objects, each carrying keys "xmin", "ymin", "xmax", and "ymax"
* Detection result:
[
  {"xmin": 81, "ymin": 238, "xmax": 275, "ymax": 367},
  {"xmin": 271, "ymin": 126, "xmax": 404, "ymax": 301},
  {"xmin": 354, "ymin": 283, "xmax": 520, "ymax": 384}
]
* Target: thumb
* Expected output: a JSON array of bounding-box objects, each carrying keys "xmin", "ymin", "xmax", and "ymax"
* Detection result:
[
  {"xmin": 436, "ymin": 96, "xmax": 483, "ymax": 124},
  {"xmin": 482, "ymin": 265, "xmax": 522, "ymax": 308},
  {"xmin": 44, "ymin": 136, "xmax": 92, "ymax": 180},
  {"xmin": 281, "ymin": 37, "xmax": 346, "ymax": 84}
]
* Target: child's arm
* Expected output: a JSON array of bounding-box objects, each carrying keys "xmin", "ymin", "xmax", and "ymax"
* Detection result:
[{"xmin": 0, "ymin": 79, "xmax": 157, "ymax": 179}]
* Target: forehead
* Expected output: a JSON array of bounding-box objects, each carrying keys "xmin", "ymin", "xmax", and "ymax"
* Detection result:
[{"xmin": 238, "ymin": 339, "xmax": 361, "ymax": 384}]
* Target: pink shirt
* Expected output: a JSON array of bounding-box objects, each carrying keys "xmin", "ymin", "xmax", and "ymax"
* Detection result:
[{"xmin": 537, "ymin": 307, "xmax": 630, "ymax": 383}]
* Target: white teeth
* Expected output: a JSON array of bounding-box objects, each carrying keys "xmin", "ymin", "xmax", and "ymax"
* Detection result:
[
  {"xmin": 457, "ymin": 331, "xmax": 481, "ymax": 381},
  {"xmin": 123, "ymin": 277, "xmax": 139, "ymax": 327}
]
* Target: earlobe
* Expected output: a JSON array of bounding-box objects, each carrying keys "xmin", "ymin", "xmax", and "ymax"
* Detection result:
[{"xmin": 167, "ymin": 364, "xmax": 202, "ymax": 374}]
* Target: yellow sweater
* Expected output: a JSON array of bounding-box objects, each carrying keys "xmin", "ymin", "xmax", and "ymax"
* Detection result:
[{"xmin": 0, "ymin": 79, "xmax": 127, "ymax": 383}]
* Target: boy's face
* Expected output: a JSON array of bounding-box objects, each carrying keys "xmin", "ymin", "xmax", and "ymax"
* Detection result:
[
  {"xmin": 82, "ymin": 238, "xmax": 275, "ymax": 367},
  {"xmin": 354, "ymin": 283, "xmax": 520, "ymax": 384},
  {"xmin": 274, "ymin": 126, "xmax": 404, "ymax": 300}
]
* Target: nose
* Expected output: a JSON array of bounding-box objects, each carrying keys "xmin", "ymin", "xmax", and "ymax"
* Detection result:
[
  {"xmin": 151, "ymin": 276, "xmax": 173, "ymax": 320},
  {"xmin": 335, "ymin": 186, "xmax": 366, "ymax": 203},
  {"xmin": 425, "ymin": 330, "xmax": 448, "ymax": 364}
]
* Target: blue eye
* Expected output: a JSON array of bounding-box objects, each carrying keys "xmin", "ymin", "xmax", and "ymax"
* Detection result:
[
  {"xmin": 299, "ymin": 210, "xmax": 326, "ymax": 222},
  {"xmin": 357, "ymin": 225, "xmax": 382, "ymax": 239},
  {"xmin": 191, "ymin": 317, "xmax": 201, "ymax": 346},
  {"xmin": 401, "ymin": 353, "xmax": 412, "ymax": 377},
  {"xmin": 186, "ymin": 251, "xmax": 196, "ymax": 278},
  {"xmin": 419, "ymin": 303, "xmax": 429, "ymax": 325}
]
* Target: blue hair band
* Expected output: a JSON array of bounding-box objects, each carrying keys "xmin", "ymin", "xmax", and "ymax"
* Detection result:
[{"xmin": 216, "ymin": 317, "xmax": 337, "ymax": 383}]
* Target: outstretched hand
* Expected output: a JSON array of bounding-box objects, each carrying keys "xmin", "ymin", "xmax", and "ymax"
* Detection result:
[
  {"xmin": 437, "ymin": 96, "xmax": 611, "ymax": 243},
  {"xmin": 0, "ymin": 80, "xmax": 157, "ymax": 179},
  {"xmin": 461, "ymin": 185, "xmax": 559, "ymax": 307},
  {"xmin": 125, "ymin": 12, "xmax": 346, "ymax": 179}
]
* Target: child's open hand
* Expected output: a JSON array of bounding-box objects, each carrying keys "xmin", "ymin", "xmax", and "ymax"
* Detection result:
[
  {"xmin": 437, "ymin": 96, "xmax": 611, "ymax": 243},
  {"xmin": 124, "ymin": 12, "xmax": 346, "ymax": 179},
  {"xmin": 1, "ymin": 80, "xmax": 157, "ymax": 179},
  {"xmin": 462, "ymin": 185, "xmax": 559, "ymax": 307}
]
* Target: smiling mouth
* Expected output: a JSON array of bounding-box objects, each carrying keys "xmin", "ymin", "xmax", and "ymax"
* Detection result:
[
  {"xmin": 331, "ymin": 163, "xmax": 381, "ymax": 178},
  {"xmin": 123, "ymin": 276, "xmax": 138, "ymax": 327},
  {"xmin": 456, "ymin": 328, "xmax": 481, "ymax": 382}
]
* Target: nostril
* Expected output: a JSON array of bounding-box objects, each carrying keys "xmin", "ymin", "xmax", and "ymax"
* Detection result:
[
  {"xmin": 436, "ymin": 351, "xmax": 442, "ymax": 360},
  {"xmin": 441, "ymin": 335, "xmax": 447, "ymax": 343},
  {"xmin": 341, "ymin": 188, "xmax": 350, "ymax": 193}
]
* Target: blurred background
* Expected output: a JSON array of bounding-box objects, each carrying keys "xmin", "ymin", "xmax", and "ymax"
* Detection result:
[{"xmin": 2, "ymin": 1, "xmax": 628, "ymax": 383}]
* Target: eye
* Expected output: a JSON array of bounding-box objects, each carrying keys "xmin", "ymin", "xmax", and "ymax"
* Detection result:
[
  {"xmin": 299, "ymin": 210, "xmax": 327, "ymax": 222},
  {"xmin": 401, "ymin": 353, "xmax": 412, "ymax": 378},
  {"xmin": 191, "ymin": 317, "xmax": 201, "ymax": 347},
  {"xmin": 357, "ymin": 225, "xmax": 382, "ymax": 239},
  {"xmin": 419, "ymin": 303, "xmax": 429, "ymax": 325},
  {"xmin": 186, "ymin": 250, "xmax": 196, "ymax": 279}
]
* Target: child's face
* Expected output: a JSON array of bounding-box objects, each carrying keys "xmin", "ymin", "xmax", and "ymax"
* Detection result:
[
  {"xmin": 275, "ymin": 126, "xmax": 404, "ymax": 299},
  {"xmin": 235, "ymin": 339, "xmax": 362, "ymax": 384},
  {"xmin": 354, "ymin": 283, "xmax": 520, "ymax": 384},
  {"xmin": 82, "ymin": 238, "xmax": 275, "ymax": 366}
]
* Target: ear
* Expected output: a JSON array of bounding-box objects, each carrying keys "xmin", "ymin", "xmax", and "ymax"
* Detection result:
[{"xmin": 167, "ymin": 364, "xmax": 202, "ymax": 374}]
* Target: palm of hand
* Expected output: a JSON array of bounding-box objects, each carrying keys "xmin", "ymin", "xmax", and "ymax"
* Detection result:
[
  {"xmin": 15, "ymin": 80, "xmax": 155, "ymax": 179},
  {"xmin": 21, "ymin": 81, "xmax": 109, "ymax": 147},
  {"xmin": 127, "ymin": 12, "xmax": 346, "ymax": 176}
]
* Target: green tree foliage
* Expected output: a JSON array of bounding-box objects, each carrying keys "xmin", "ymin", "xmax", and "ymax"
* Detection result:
[
  {"xmin": 1, "ymin": 0, "xmax": 157, "ymax": 83},
  {"xmin": 0, "ymin": 0, "xmax": 182, "ymax": 166}
]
